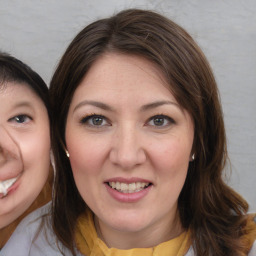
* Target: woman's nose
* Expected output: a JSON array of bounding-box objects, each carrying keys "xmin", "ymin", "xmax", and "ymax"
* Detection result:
[{"xmin": 109, "ymin": 125, "xmax": 146, "ymax": 170}]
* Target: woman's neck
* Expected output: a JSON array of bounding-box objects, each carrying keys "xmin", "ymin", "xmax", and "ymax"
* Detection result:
[{"xmin": 94, "ymin": 211, "xmax": 184, "ymax": 249}]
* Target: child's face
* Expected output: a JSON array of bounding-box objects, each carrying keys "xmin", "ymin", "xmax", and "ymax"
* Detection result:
[{"xmin": 0, "ymin": 82, "xmax": 50, "ymax": 228}]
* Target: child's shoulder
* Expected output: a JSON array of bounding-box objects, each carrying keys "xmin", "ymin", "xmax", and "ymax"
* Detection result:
[{"xmin": 1, "ymin": 202, "xmax": 52, "ymax": 256}]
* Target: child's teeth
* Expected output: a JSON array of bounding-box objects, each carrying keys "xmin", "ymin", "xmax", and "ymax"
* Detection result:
[
  {"xmin": 0, "ymin": 177, "xmax": 18, "ymax": 197},
  {"xmin": 0, "ymin": 183, "xmax": 8, "ymax": 196}
]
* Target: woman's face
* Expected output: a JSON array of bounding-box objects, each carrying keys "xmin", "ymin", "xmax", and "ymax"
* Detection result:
[
  {"xmin": 0, "ymin": 82, "xmax": 50, "ymax": 228},
  {"xmin": 66, "ymin": 53, "xmax": 194, "ymax": 247}
]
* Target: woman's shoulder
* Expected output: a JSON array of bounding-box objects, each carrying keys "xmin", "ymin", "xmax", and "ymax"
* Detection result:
[
  {"xmin": 249, "ymin": 241, "xmax": 256, "ymax": 255},
  {"xmin": 245, "ymin": 213, "xmax": 256, "ymax": 255},
  {"xmin": 184, "ymin": 214, "xmax": 256, "ymax": 256}
]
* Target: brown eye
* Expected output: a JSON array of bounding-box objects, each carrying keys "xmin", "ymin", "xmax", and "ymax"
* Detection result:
[
  {"xmin": 80, "ymin": 115, "xmax": 110, "ymax": 127},
  {"xmin": 91, "ymin": 116, "xmax": 104, "ymax": 126},
  {"xmin": 147, "ymin": 115, "xmax": 174, "ymax": 128},
  {"xmin": 9, "ymin": 114, "xmax": 31, "ymax": 124},
  {"xmin": 153, "ymin": 117, "xmax": 165, "ymax": 126}
]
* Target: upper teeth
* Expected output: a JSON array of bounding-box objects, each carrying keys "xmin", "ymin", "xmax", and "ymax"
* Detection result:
[
  {"xmin": 108, "ymin": 182, "xmax": 149, "ymax": 193},
  {"xmin": 0, "ymin": 177, "xmax": 18, "ymax": 196}
]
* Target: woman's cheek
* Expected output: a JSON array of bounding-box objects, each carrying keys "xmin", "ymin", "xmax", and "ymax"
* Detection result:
[
  {"xmin": 68, "ymin": 134, "xmax": 110, "ymax": 174},
  {"xmin": 151, "ymin": 140, "xmax": 190, "ymax": 172}
]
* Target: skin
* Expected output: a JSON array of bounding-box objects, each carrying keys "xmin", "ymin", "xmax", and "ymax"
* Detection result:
[
  {"xmin": 65, "ymin": 53, "xmax": 194, "ymax": 249},
  {"xmin": 0, "ymin": 82, "xmax": 50, "ymax": 228}
]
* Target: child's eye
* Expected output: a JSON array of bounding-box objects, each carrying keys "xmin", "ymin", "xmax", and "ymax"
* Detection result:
[
  {"xmin": 8, "ymin": 115, "xmax": 32, "ymax": 124},
  {"xmin": 80, "ymin": 115, "xmax": 110, "ymax": 127},
  {"xmin": 147, "ymin": 115, "xmax": 174, "ymax": 127}
]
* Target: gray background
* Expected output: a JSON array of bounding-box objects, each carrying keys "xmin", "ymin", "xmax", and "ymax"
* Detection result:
[{"xmin": 0, "ymin": 0, "xmax": 255, "ymax": 212}]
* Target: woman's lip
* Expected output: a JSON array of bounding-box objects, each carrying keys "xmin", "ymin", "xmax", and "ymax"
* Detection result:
[
  {"xmin": 104, "ymin": 177, "xmax": 152, "ymax": 184},
  {"xmin": 105, "ymin": 183, "xmax": 152, "ymax": 203}
]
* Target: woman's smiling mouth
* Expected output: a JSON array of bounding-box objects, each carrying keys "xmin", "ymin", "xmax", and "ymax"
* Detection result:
[
  {"xmin": 104, "ymin": 178, "xmax": 153, "ymax": 203},
  {"xmin": 107, "ymin": 181, "xmax": 151, "ymax": 193}
]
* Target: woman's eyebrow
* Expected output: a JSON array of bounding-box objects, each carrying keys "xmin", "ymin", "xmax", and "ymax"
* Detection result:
[
  {"xmin": 73, "ymin": 100, "xmax": 180, "ymax": 113},
  {"xmin": 73, "ymin": 100, "xmax": 114, "ymax": 113},
  {"xmin": 140, "ymin": 100, "xmax": 180, "ymax": 111}
]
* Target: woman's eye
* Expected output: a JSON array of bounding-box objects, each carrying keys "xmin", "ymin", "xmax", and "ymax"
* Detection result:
[
  {"xmin": 80, "ymin": 115, "xmax": 109, "ymax": 127},
  {"xmin": 8, "ymin": 115, "xmax": 32, "ymax": 124},
  {"xmin": 147, "ymin": 115, "xmax": 174, "ymax": 127}
]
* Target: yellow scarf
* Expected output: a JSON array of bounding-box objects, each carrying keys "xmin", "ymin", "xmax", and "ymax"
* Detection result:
[{"xmin": 75, "ymin": 211, "xmax": 191, "ymax": 256}]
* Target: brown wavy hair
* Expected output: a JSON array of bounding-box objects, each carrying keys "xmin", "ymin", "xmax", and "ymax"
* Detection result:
[{"xmin": 49, "ymin": 9, "xmax": 250, "ymax": 255}]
